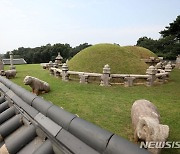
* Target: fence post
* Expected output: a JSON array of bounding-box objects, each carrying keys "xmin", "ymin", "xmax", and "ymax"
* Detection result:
[
  {"xmin": 79, "ymin": 73, "xmax": 89, "ymax": 84},
  {"xmin": 54, "ymin": 70, "xmax": 61, "ymax": 78},
  {"xmin": 48, "ymin": 61, "xmax": 53, "ymax": 70},
  {"xmin": 100, "ymin": 64, "xmax": 111, "ymax": 86},
  {"xmin": 49, "ymin": 68, "xmax": 54, "ymax": 76},
  {"xmin": 146, "ymin": 66, "xmax": 156, "ymax": 86},
  {"xmin": 164, "ymin": 63, "xmax": 172, "ymax": 79},
  {"xmin": 124, "ymin": 77, "xmax": 135, "ymax": 87},
  {"xmin": 62, "ymin": 63, "xmax": 69, "ymax": 81},
  {"xmin": 165, "ymin": 63, "xmax": 172, "ymax": 73}
]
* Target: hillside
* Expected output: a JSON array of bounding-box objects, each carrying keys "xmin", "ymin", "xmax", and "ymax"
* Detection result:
[
  {"xmin": 123, "ymin": 46, "xmax": 157, "ymax": 59},
  {"xmin": 68, "ymin": 44, "xmax": 151, "ymax": 74}
]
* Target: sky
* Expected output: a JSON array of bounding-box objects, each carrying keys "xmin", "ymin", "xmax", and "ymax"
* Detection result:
[{"xmin": 0, "ymin": 0, "xmax": 180, "ymax": 54}]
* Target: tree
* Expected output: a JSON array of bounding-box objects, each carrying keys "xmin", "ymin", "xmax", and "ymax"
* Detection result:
[
  {"xmin": 69, "ymin": 43, "xmax": 91, "ymax": 58},
  {"xmin": 137, "ymin": 15, "xmax": 180, "ymax": 59},
  {"xmin": 160, "ymin": 15, "xmax": 180, "ymax": 41}
]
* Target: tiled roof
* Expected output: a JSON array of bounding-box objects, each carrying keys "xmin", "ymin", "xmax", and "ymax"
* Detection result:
[
  {"xmin": 2, "ymin": 59, "xmax": 27, "ymax": 65},
  {"xmin": 0, "ymin": 76, "xmax": 148, "ymax": 154}
]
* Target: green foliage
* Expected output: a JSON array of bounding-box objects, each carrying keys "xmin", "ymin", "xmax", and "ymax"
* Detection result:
[
  {"xmin": 137, "ymin": 15, "xmax": 180, "ymax": 60},
  {"xmin": 4, "ymin": 43, "xmax": 91, "ymax": 64},
  {"xmin": 68, "ymin": 43, "xmax": 150, "ymax": 74},
  {"xmin": 7, "ymin": 64, "xmax": 180, "ymax": 154},
  {"xmin": 160, "ymin": 15, "xmax": 180, "ymax": 41},
  {"xmin": 69, "ymin": 43, "xmax": 92, "ymax": 58}
]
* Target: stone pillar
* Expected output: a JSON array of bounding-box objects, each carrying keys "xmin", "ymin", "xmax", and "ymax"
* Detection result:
[
  {"xmin": 79, "ymin": 73, "xmax": 89, "ymax": 84},
  {"xmin": 165, "ymin": 63, "xmax": 172, "ymax": 73},
  {"xmin": 155, "ymin": 62, "xmax": 162, "ymax": 69},
  {"xmin": 175, "ymin": 55, "xmax": 180, "ymax": 69},
  {"xmin": 100, "ymin": 64, "xmax": 111, "ymax": 86},
  {"xmin": 0, "ymin": 56, "xmax": 4, "ymax": 71},
  {"xmin": 164, "ymin": 63, "xmax": 172, "ymax": 78},
  {"xmin": 9, "ymin": 52, "xmax": 16, "ymax": 70},
  {"xmin": 62, "ymin": 63, "xmax": 69, "ymax": 81},
  {"xmin": 124, "ymin": 77, "xmax": 136, "ymax": 87},
  {"xmin": 48, "ymin": 61, "xmax": 53, "ymax": 69},
  {"xmin": 54, "ymin": 70, "xmax": 61, "ymax": 78},
  {"xmin": 49, "ymin": 68, "xmax": 54, "ymax": 76},
  {"xmin": 158, "ymin": 75, "xmax": 166, "ymax": 84},
  {"xmin": 146, "ymin": 65, "xmax": 156, "ymax": 86}
]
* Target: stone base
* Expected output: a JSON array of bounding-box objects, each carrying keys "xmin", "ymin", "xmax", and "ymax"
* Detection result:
[{"xmin": 9, "ymin": 66, "xmax": 16, "ymax": 70}]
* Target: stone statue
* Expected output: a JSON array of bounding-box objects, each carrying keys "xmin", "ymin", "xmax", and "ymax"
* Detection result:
[
  {"xmin": 0, "ymin": 69, "xmax": 16, "ymax": 79},
  {"xmin": 131, "ymin": 99, "xmax": 169, "ymax": 154},
  {"xmin": 24, "ymin": 76, "xmax": 50, "ymax": 95},
  {"xmin": 0, "ymin": 56, "xmax": 4, "ymax": 71}
]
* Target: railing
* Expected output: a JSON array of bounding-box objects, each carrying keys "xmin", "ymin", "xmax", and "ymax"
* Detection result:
[
  {"xmin": 0, "ymin": 76, "xmax": 148, "ymax": 154},
  {"xmin": 47, "ymin": 63, "xmax": 172, "ymax": 87}
]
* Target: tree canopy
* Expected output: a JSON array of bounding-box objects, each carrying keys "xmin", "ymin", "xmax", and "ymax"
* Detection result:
[
  {"xmin": 137, "ymin": 15, "xmax": 180, "ymax": 59},
  {"xmin": 4, "ymin": 43, "xmax": 91, "ymax": 64},
  {"xmin": 160, "ymin": 15, "xmax": 180, "ymax": 41}
]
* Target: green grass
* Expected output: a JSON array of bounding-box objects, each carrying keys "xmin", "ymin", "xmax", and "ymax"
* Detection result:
[
  {"xmin": 6, "ymin": 64, "xmax": 180, "ymax": 154},
  {"xmin": 124, "ymin": 46, "xmax": 158, "ymax": 59},
  {"xmin": 68, "ymin": 43, "xmax": 150, "ymax": 74}
]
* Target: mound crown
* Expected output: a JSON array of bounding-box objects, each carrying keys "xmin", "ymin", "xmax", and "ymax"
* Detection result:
[{"xmin": 68, "ymin": 44, "xmax": 156, "ymax": 74}]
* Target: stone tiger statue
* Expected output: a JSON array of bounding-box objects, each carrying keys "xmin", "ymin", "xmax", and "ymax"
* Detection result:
[{"xmin": 23, "ymin": 76, "xmax": 50, "ymax": 95}]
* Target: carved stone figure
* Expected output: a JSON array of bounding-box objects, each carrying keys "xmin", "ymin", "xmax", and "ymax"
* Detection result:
[
  {"xmin": 131, "ymin": 99, "xmax": 169, "ymax": 154},
  {"xmin": 0, "ymin": 69, "xmax": 16, "ymax": 79},
  {"xmin": 23, "ymin": 76, "xmax": 50, "ymax": 95}
]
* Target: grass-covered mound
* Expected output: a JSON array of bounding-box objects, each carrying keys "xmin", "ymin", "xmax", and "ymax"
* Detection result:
[
  {"xmin": 123, "ymin": 46, "xmax": 157, "ymax": 59},
  {"xmin": 68, "ymin": 44, "xmax": 149, "ymax": 74}
]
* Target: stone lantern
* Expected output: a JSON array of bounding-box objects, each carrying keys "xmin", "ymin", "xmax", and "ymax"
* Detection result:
[{"xmin": 55, "ymin": 52, "xmax": 63, "ymax": 64}]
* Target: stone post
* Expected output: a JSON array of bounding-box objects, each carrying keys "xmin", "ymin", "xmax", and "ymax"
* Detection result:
[
  {"xmin": 79, "ymin": 73, "xmax": 89, "ymax": 84},
  {"xmin": 49, "ymin": 68, "xmax": 54, "ymax": 76},
  {"xmin": 0, "ymin": 56, "xmax": 4, "ymax": 71},
  {"xmin": 155, "ymin": 62, "xmax": 162, "ymax": 69},
  {"xmin": 62, "ymin": 63, "xmax": 69, "ymax": 81},
  {"xmin": 124, "ymin": 77, "xmax": 136, "ymax": 87},
  {"xmin": 146, "ymin": 65, "xmax": 156, "ymax": 86},
  {"xmin": 164, "ymin": 63, "xmax": 172, "ymax": 78},
  {"xmin": 158, "ymin": 75, "xmax": 166, "ymax": 84},
  {"xmin": 54, "ymin": 70, "xmax": 61, "ymax": 78},
  {"xmin": 175, "ymin": 55, "xmax": 180, "ymax": 69},
  {"xmin": 100, "ymin": 64, "xmax": 111, "ymax": 86},
  {"xmin": 48, "ymin": 61, "xmax": 53, "ymax": 69},
  {"xmin": 9, "ymin": 52, "xmax": 16, "ymax": 70},
  {"xmin": 165, "ymin": 63, "xmax": 172, "ymax": 73}
]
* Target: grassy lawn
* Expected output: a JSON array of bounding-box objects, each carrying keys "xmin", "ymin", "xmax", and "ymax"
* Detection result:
[{"xmin": 5, "ymin": 64, "xmax": 180, "ymax": 154}]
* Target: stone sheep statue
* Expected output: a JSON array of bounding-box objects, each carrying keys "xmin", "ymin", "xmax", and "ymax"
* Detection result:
[
  {"xmin": 0, "ymin": 69, "xmax": 17, "ymax": 79},
  {"xmin": 23, "ymin": 76, "xmax": 50, "ymax": 95},
  {"xmin": 131, "ymin": 99, "xmax": 169, "ymax": 154}
]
